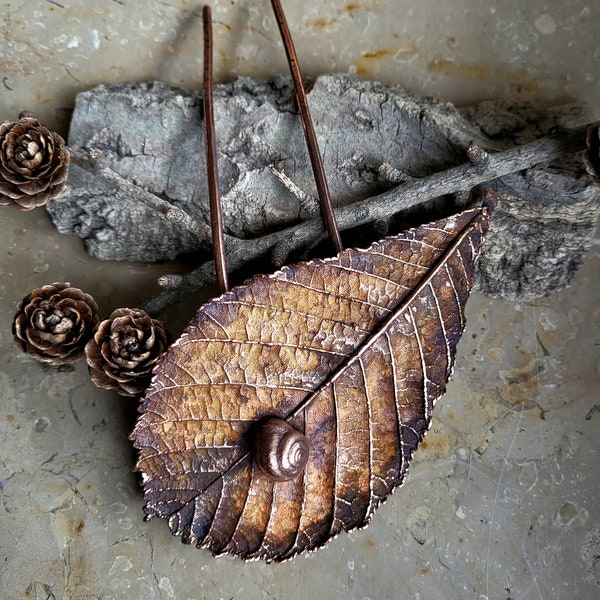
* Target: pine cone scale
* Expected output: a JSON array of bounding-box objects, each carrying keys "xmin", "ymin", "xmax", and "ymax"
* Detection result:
[
  {"xmin": 12, "ymin": 283, "xmax": 99, "ymax": 365},
  {"xmin": 18, "ymin": 177, "xmax": 52, "ymax": 195},
  {"xmin": 86, "ymin": 308, "xmax": 170, "ymax": 397},
  {"xmin": 0, "ymin": 116, "xmax": 70, "ymax": 210},
  {"xmin": 0, "ymin": 176, "xmax": 26, "ymax": 196}
]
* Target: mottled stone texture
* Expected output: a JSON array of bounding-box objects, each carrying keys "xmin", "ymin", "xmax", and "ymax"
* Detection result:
[{"xmin": 46, "ymin": 74, "xmax": 598, "ymax": 299}]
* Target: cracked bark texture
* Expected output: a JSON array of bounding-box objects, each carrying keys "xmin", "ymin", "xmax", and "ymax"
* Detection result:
[{"xmin": 46, "ymin": 74, "xmax": 599, "ymax": 299}]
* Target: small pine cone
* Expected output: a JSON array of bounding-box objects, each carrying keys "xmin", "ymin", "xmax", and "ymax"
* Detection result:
[
  {"xmin": 13, "ymin": 283, "xmax": 100, "ymax": 365},
  {"xmin": 0, "ymin": 116, "xmax": 70, "ymax": 210},
  {"xmin": 86, "ymin": 308, "xmax": 170, "ymax": 397},
  {"xmin": 583, "ymin": 124, "xmax": 600, "ymax": 186}
]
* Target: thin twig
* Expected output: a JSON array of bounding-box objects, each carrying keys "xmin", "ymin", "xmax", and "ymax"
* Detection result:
[
  {"xmin": 203, "ymin": 5, "xmax": 229, "ymax": 294},
  {"xmin": 268, "ymin": 163, "xmax": 320, "ymax": 218},
  {"xmin": 72, "ymin": 147, "xmax": 213, "ymax": 241},
  {"xmin": 270, "ymin": 0, "xmax": 343, "ymax": 254},
  {"xmin": 138, "ymin": 123, "xmax": 592, "ymax": 316}
]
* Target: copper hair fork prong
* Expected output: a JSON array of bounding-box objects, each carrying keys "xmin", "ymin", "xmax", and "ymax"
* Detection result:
[
  {"xmin": 270, "ymin": 0, "xmax": 344, "ymax": 254},
  {"xmin": 203, "ymin": 5, "xmax": 229, "ymax": 294}
]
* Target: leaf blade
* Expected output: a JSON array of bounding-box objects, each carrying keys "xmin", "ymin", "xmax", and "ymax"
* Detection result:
[{"xmin": 131, "ymin": 196, "xmax": 494, "ymax": 560}]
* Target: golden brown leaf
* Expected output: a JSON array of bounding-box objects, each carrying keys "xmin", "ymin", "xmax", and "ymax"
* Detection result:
[{"xmin": 131, "ymin": 194, "xmax": 495, "ymax": 561}]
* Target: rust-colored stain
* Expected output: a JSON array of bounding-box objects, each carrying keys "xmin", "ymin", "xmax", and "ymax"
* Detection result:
[
  {"xmin": 345, "ymin": 2, "xmax": 361, "ymax": 14},
  {"xmin": 5, "ymin": 414, "xmax": 14, "ymax": 422},
  {"xmin": 35, "ymin": 90, "xmax": 54, "ymax": 105},
  {"xmin": 511, "ymin": 81, "xmax": 543, "ymax": 95},
  {"xmin": 428, "ymin": 58, "xmax": 487, "ymax": 80},
  {"xmin": 2, "ymin": 33, "xmax": 46, "ymax": 62},
  {"xmin": 362, "ymin": 48, "xmax": 393, "ymax": 59},
  {"xmin": 356, "ymin": 48, "xmax": 396, "ymax": 76},
  {"xmin": 311, "ymin": 17, "xmax": 337, "ymax": 30},
  {"xmin": 362, "ymin": 537, "xmax": 376, "ymax": 550},
  {"xmin": 419, "ymin": 427, "xmax": 450, "ymax": 458},
  {"xmin": 3, "ymin": 59, "xmax": 34, "ymax": 78},
  {"xmin": 492, "ymin": 382, "xmax": 539, "ymax": 411},
  {"xmin": 427, "ymin": 58, "xmax": 545, "ymax": 97}
]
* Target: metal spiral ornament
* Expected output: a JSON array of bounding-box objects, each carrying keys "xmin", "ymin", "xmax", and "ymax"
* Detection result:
[{"xmin": 251, "ymin": 417, "xmax": 310, "ymax": 481}]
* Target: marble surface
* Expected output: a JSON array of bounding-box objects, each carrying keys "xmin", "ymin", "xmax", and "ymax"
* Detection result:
[
  {"xmin": 1, "ymin": 1, "xmax": 599, "ymax": 599},
  {"xmin": 2, "ymin": 0, "xmax": 599, "ymax": 137}
]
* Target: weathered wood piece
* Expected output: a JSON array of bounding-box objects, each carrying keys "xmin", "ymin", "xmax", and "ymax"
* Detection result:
[{"xmin": 46, "ymin": 74, "xmax": 599, "ymax": 300}]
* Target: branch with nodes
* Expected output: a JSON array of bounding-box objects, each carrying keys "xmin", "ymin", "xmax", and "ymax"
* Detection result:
[{"xmin": 131, "ymin": 121, "xmax": 594, "ymax": 316}]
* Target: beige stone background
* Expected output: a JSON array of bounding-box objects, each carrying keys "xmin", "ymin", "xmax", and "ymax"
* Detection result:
[{"xmin": 0, "ymin": 1, "xmax": 599, "ymax": 599}]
